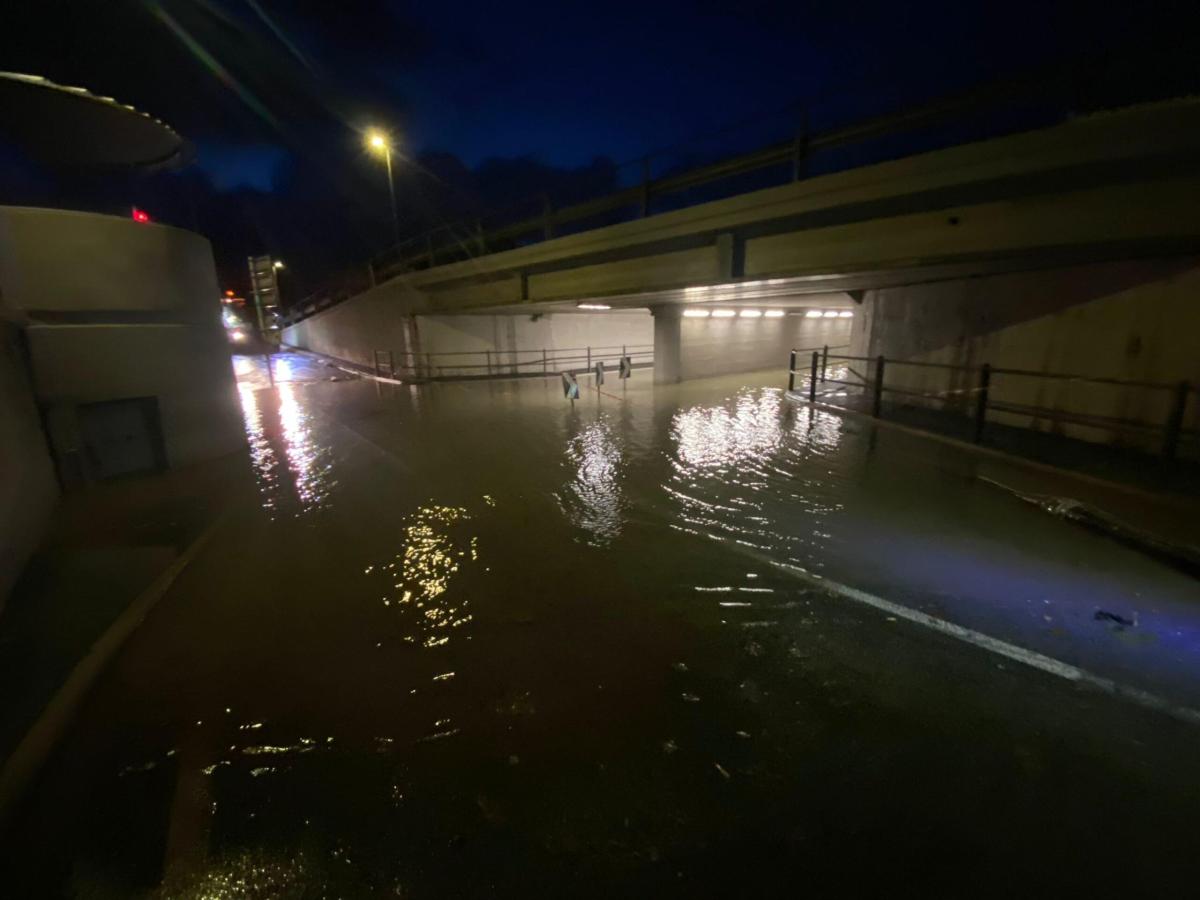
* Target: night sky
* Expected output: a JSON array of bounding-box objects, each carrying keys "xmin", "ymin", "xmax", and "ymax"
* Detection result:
[{"xmin": 0, "ymin": 0, "xmax": 1192, "ymax": 299}]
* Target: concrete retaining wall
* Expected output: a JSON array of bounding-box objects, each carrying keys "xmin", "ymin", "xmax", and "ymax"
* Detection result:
[
  {"xmin": 0, "ymin": 323, "xmax": 58, "ymax": 608},
  {"xmin": 856, "ymin": 258, "xmax": 1200, "ymax": 455},
  {"xmin": 680, "ymin": 309, "xmax": 852, "ymax": 381},
  {"xmin": 416, "ymin": 312, "xmax": 652, "ymax": 376},
  {"xmin": 285, "ymin": 296, "xmax": 654, "ymax": 378}
]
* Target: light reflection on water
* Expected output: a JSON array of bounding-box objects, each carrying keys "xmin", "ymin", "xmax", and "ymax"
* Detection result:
[
  {"xmin": 238, "ymin": 383, "xmax": 284, "ymax": 517},
  {"xmin": 277, "ymin": 382, "xmax": 335, "ymax": 514},
  {"xmin": 373, "ymin": 504, "xmax": 479, "ymax": 649},
  {"xmin": 237, "ymin": 380, "xmax": 336, "ymax": 517},
  {"xmin": 666, "ymin": 388, "xmax": 843, "ymax": 558},
  {"xmin": 557, "ymin": 417, "xmax": 625, "ymax": 547}
]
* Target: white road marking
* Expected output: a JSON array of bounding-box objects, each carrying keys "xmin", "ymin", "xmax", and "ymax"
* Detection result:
[{"xmin": 769, "ymin": 559, "xmax": 1200, "ymax": 726}]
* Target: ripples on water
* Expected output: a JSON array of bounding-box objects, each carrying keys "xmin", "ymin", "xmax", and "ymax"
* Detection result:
[
  {"xmin": 238, "ymin": 380, "xmax": 336, "ymax": 518},
  {"xmin": 368, "ymin": 504, "xmax": 480, "ymax": 649},
  {"xmin": 556, "ymin": 417, "xmax": 625, "ymax": 547},
  {"xmin": 238, "ymin": 384, "xmax": 284, "ymax": 518},
  {"xmin": 666, "ymin": 388, "xmax": 846, "ymax": 567},
  {"xmin": 277, "ymin": 382, "xmax": 335, "ymax": 513}
]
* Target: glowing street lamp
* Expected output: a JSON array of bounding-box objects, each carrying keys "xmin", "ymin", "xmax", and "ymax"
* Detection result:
[{"xmin": 365, "ymin": 129, "xmax": 400, "ymax": 246}]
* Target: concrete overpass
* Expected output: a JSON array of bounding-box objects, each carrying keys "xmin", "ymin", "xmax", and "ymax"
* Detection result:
[{"xmin": 284, "ymin": 98, "xmax": 1200, "ymax": 387}]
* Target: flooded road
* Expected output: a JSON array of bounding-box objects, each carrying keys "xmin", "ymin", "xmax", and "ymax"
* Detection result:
[{"xmin": 6, "ymin": 353, "xmax": 1200, "ymax": 896}]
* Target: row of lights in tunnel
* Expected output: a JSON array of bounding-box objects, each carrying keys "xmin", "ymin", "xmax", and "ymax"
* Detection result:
[{"xmin": 576, "ymin": 302, "xmax": 853, "ymax": 319}]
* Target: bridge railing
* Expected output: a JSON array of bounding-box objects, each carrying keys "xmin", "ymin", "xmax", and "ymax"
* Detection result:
[
  {"xmin": 368, "ymin": 343, "xmax": 654, "ymax": 381},
  {"xmin": 787, "ymin": 348, "xmax": 1197, "ymax": 461},
  {"xmin": 282, "ymin": 48, "xmax": 1200, "ymax": 330}
]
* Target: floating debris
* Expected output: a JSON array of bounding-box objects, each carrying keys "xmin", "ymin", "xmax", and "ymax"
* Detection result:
[{"xmin": 1095, "ymin": 609, "xmax": 1137, "ymax": 628}]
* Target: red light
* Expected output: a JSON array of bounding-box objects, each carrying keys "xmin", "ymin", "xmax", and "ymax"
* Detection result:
[
  {"xmin": 224, "ymin": 290, "xmax": 235, "ymax": 297},
  {"xmin": 132, "ymin": 207, "xmax": 151, "ymax": 223}
]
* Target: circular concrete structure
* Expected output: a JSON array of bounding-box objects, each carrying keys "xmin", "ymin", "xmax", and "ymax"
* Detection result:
[{"xmin": 0, "ymin": 72, "xmax": 185, "ymax": 168}]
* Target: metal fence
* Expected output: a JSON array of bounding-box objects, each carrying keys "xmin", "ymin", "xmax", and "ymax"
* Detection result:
[
  {"xmin": 369, "ymin": 343, "xmax": 653, "ymax": 381},
  {"xmin": 787, "ymin": 348, "xmax": 1197, "ymax": 460}
]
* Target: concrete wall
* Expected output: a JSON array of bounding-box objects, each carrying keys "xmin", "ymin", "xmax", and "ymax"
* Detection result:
[
  {"xmin": 25, "ymin": 323, "xmax": 245, "ymax": 471},
  {"xmin": 284, "ymin": 288, "xmax": 654, "ymax": 378},
  {"xmin": 0, "ymin": 322, "xmax": 58, "ymax": 608},
  {"xmin": 417, "ymin": 312, "xmax": 652, "ymax": 376},
  {"xmin": 0, "ymin": 206, "xmax": 244, "ymax": 482},
  {"xmin": 282, "ymin": 278, "xmax": 426, "ymax": 369},
  {"xmin": 0, "ymin": 207, "xmax": 221, "ymax": 316},
  {"xmin": 679, "ymin": 306, "xmax": 853, "ymax": 381},
  {"xmin": 856, "ymin": 258, "xmax": 1200, "ymax": 454}
]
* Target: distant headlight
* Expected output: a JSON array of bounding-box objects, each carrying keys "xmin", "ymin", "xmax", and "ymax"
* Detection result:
[{"xmin": 230, "ymin": 329, "xmax": 247, "ymax": 342}]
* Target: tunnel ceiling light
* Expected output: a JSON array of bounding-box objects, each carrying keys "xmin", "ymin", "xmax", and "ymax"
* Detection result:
[
  {"xmin": 711, "ymin": 309, "xmax": 736, "ymax": 318},
  {"xmin": 739, "ymin": 309, "xmax": 763, "ymax": 318},
  {"xmin": 764, "ymin": 310, "xmax": 785, "ymax": 318},
  {"xmin": 683, "ymin": 309, "xmax": 710, "ymax": 318},
  {"xmin": 838, "ymin": 310, "xmax": 853, "ymax": 318},
  {"xmin": 822, "ymin": 310, "xmax": 841, "ymax": 318},
  {"xmin": 576, "ymin": 303, "xmax": 611, "ymax": 310},
  {"xmin": 805, "ymin": 310, "xmax": 824, "ymax": 318}
]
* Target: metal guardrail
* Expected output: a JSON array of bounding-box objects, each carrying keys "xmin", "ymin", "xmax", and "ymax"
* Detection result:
[
  {"xmin": 370, "ymin": 343, "xmax": 654, "ymax": 381},
  {"xmin": 282, "ymin": 49, "xmax": 1200, "ymax": 330},
  {"xmin": 787, "ymin": 348, "xmax": 1196, "ymax": 460}
]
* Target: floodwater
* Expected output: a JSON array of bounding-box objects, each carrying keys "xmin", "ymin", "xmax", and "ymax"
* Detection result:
[{"xmin": 6, "ymin": 353, "xmax": 1200, "ymax": 897}]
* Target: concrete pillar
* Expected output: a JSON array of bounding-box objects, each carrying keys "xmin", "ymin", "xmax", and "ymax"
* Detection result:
[
  {"xmin": 651, "ymin": 305, "xmax": 682, "ymax": 384},
  {"xmin": 847, "ymin": 291, "xmax": 875, "ymax": 358}
]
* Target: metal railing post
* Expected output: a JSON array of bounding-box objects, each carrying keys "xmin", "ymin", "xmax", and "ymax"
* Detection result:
[
  {"xmin": 973, "ymin": 363, "xmax": 991, "ymax": 444},
  {"xmin": 809, "ymin": 351, "xmax": 818, "ymax": 402},
  {"xmin": 485, "ymin": 349, "xmax": 492, "ymax": 377},
  {"xmin": 1163, "ymin": 381, "xmax": 1190, "ymax": 460},
  {"xmin": 425, "ymin": 352, "xmax": 432, "ymax": 379},
  {"xmin": 587, "ymin": 346, "xmax": 592, "ymax": 370},
  {"xmin": 872, "ymin": 355, "xmax": 885, "ymax": 418},
  {"xmin": 788, "ymin": 350, "xmax": 796, "ymax": 392},
  {"xmin": 821, "ymin": 345, "xmax": 828, "ymax": 382},
  {"xmin": 542, "ymin": 348, "xmax": 548, "ymax": 374}
]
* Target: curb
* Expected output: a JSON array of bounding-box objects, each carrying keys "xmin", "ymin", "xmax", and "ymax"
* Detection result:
[{"xmin": 0, "ymin": 512, "xmax": 226, "ymax": 831}]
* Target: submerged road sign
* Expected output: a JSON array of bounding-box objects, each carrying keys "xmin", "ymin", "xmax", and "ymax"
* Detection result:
[
  {"xmin": 619, "ymin": 356, "xmax": 632, "ymax": 379},
  {"xmin": 561, "ymin": 372, "xmax": 580, "ymax": 399},
  {"xmin": 594, "ymin": 360, "xmax": 605, "ymax": 385}
]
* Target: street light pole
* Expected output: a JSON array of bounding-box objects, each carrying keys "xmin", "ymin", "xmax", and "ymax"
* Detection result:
[
  {"xmin": 383, "ymin": 144, "xmax": 399, "ymax": 247},
  {"xmin": 367, "ymin": 130, "xmax": 400, "ymax": 248}
]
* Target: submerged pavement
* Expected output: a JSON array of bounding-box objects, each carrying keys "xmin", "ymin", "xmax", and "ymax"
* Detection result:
[{"xmin": 4, "ymin": 355, "xmax": 1200, "ymax": 896}]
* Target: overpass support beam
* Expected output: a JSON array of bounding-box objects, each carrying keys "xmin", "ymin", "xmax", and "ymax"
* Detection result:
[
  {"xmin": 651, "ymin": 305, "xmax": 683, "ymax": 385},
  {"xmin": 716, "ymin": 232, "xmax": 745, "ymax": 280}
]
